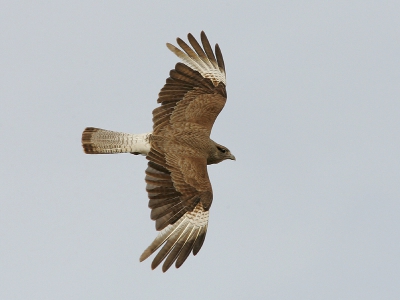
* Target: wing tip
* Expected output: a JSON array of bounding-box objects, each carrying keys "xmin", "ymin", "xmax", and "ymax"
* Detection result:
[
  {"xmin": 139, "ymin": 251, "xmax": 149, "ymax": 262},
  {"xmin": 167, "ymin": 31, "xmax": 226, "ymax": 85}
]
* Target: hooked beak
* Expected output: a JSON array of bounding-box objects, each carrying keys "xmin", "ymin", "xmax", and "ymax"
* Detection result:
[{"xmin": 229, "ymin": 153, "xmax": 236, "ymax": 161}]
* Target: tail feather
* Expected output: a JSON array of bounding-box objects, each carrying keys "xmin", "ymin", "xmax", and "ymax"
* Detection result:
[{"xmin": 82, "ymin": 127, "xmax": 151, "ymax": 155}]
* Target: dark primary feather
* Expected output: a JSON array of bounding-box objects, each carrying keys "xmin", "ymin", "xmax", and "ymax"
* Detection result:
[
  {"xmin": 176, "ymin": 38, "xmax": 200, "ymax": 62},
  {"xmin": 200, "ymin": 31, "xmax": 218, "ymax": 68},
  {"xmin": 187, "ymin": 33, "xmax": 209, "ymax": 63},
  {"xmin": 215, "ymin": 44, "xmax": 225, "ymax": 72}
]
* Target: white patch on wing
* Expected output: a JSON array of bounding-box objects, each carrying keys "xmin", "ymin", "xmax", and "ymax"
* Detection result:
[
  {"xmin": 139, "ymin": 204, "xmax": 209, "ymax": 263},
  {"xmin": 186, "ymin": 204, "xmax": 209, "ymax": 227},
  {"xmin": 166, "ymin": 43, "xmax": 226, "ymax": 86}
]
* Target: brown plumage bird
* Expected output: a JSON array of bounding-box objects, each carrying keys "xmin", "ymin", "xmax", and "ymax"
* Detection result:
[{"xmin": 82, "ymin": 31, "xmax": 235, "ymax": 272}]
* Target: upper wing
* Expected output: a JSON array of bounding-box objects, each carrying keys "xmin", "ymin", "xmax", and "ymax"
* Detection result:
[{"xmin": 152, "ymin": 31, "xmax": 227, "ymax": 136}]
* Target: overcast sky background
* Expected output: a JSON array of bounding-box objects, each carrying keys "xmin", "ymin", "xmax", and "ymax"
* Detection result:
[{"xmin": 1, "ymin": 1, "xmax": 399, "ymax": 299}]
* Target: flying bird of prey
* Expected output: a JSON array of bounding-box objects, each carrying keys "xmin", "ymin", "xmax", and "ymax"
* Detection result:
[{"xmin": 81, "ymin": 31, "xmax": 235, "ymax": 272}]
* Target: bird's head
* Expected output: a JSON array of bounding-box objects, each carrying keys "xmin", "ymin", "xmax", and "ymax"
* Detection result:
[{"xmin": 208, "ymin": 142, "xmax": 236, "ymax": 165}]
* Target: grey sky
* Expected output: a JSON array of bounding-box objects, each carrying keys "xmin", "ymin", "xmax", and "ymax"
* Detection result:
[{"xmin": 1, "ymin": 1, "xmax": 399, "ymax": 299}]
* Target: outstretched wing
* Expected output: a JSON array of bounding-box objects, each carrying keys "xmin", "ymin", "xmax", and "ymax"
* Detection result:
[
  {"xmin": 140, "ymin": 156, "xmax": 211, "ymax": 272},
  {"xmin": 152, "ymin": 31, "xmax": 227, "ymax": 136},
  {"xmin": 140, "ymin": 32, "xmax": 226, "ymax": 271}
]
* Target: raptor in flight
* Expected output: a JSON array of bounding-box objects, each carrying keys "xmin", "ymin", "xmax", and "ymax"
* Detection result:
[{"xmin": 82, "ymin": 31, "xmax": 235, "ymax": 272}]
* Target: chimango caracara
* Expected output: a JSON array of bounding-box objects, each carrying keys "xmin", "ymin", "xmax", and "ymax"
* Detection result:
[{"xmin": 81, "ymin": 31, "xmax": 235, "ymax": 272}]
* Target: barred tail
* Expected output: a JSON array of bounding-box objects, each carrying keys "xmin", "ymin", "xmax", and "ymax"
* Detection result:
[{"xmin": 82, "ymin": 127, "xmax": 151, "ymax": 155}]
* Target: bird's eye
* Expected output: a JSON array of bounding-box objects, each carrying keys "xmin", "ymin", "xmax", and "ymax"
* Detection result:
[{"xmin": 217, "ymin": 146, "xmax": 226, "ymax": 153}]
